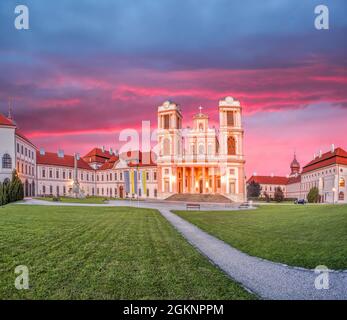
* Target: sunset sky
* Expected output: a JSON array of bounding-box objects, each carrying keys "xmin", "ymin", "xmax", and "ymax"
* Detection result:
[{"xmin": 0, "ymin": 0, "xmax": 346, "ymax": 176}]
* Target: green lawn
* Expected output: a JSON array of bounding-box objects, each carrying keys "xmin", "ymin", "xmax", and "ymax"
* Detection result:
[
  {"xmin": 35, "ymin": 196, "xmax": 109, "ymax": 204},
  {"xmin": 0, "ymin": 205, "xmax": 254, "ymax": 300},
  {"xmin": 175, "ymin": 205, "xmax": 347, "ymax": 270}
]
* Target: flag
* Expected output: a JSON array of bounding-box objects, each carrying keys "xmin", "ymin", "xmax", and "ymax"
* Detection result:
[
  {"xmin": 124, "ymin": 171, "xmax": 130, "ymax": 193},
  {"xmin": 142, "ymin": 171, "xmax": 147, "ymax": 194}
]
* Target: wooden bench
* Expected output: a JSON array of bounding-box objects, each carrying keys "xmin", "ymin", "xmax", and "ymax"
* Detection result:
[
  {"xmin": 186, "ymin": 203, "xmax": 200, "ymax": 210},
  {"xmin": 238, "ymin": 202, "xmax": 250, "ymax": 209}
]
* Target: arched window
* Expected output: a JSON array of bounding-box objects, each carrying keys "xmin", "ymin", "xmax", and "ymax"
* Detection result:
[
  {"xmin": 163, "ymin": 138, "xmax": 170, "ymax": 156},
  {"xmin": 2, "ymin": 154, "xmax": 12, "ymax": 169},
  {"xmin": 199, "ymin": 123, "xmax": 203, "ymax": 131},
  {"xmin": 339, "ymin": 178, "xmax": 345, "ymax": 188},
  {"xmin": 339, "ymin": 192, "xmax": 344, "ymax": 201},
  {"xmin": 227, "ymin": 136, "xmax": 236, "ymax": 155},
  {"xmin": 198, "ymin": 144, "xmax": 204, "ymax": 155}
]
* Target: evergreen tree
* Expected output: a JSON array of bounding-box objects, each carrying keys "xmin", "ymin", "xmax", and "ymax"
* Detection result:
[
  {"xmin": 307, "ymin": 187, "xmax": 319, "ymax": 203},
  {"xmin": 247, "ymin": 181, "xmax": 261, "ymax": 198}
]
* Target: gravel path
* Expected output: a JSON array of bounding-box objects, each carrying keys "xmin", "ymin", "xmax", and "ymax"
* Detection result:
[{"xmin": 19, "ymin": 198, "xmax": 347, "ymax": 299}]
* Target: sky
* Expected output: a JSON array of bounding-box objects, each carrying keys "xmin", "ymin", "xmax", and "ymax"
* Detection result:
[{"xmin": 0, "ymin": 0, "xmax": 346, "ymax": 176}]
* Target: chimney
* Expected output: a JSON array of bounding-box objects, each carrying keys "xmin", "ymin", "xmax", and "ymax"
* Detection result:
[
  {"xmin": 109, "ymin": 147, "xmax": 113, "ymax": 155},
  {"xmin": 115, "ymin": 149, "xmax": 119, "ymax": 156},
  {"xmin": 271, "ymin": 173, "xmax": 274, "ymax": 177},
  {"xmin": 57, "ymin": 149, "xmax": 64, "ymax": 158},
  {"xmin": 253, "ymin": 172, "xmax": 257, "ymax": 176},
  {"xmin": 40, "ymin": 148, "xmax": 45, "ymax": 156},
  {"xmin": 102, "ymin": 146, "xmax": 105, "ymax": 153},
  {"xmin": 319, "ymin": 150, "xmax": 322, "ymax": 158},
  {"xmin": 313, "ymin": 153, "xmax": 316, "ymax": 160},
  {"xmin": 331, "ymin": 144, "xmax": 335, "ymax": 153}
]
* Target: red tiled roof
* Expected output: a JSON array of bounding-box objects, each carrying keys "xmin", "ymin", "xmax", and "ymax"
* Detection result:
[
  {"xmin": 302, "ymin": 147, "xmax": 347, "ymax": 173},
  {"xmin": 247, "ymin": 175, "xmax": 289, "ymax": 185},
  {"xmin": 37, "ymin": 151, "xmax": 93, "ymax": 170},
  {"xmin": 0, "ymin": 113, "xmax": 16, "ymax": 127},
  {"xmin": 83, "ymin": 147, "xmax": 113, "ymax": 164},
  {"xmin": 99, "ymin": 155, "xmax": 119, "ymax": 170},
  {"xmin": 15, "ymin": 129, "xmax": 36, "ymax": 148}
]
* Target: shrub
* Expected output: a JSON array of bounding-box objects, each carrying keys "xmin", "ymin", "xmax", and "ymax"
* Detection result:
[
  {"xmin": 274, "ymin": 187, "xmax": 284, "ymax": 202},
  {"xmin": 307, "ymin": 187, "xmax": 320, "ymax": 203}
]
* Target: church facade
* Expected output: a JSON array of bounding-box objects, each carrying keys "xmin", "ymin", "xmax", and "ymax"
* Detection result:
[{"xmin": 156, "ymin": 97, "xmax": 245, "ymax": 202}]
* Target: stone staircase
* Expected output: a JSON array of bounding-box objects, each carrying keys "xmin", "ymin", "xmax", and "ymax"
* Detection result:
[{"xmin": 165, "ymin": 193, "xmax": 232, "ymax": 203}]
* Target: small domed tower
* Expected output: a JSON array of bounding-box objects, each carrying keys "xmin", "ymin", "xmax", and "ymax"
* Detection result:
[{"xmin": 290, "ymin": 152, "xmax": 300, "ymax": 176}]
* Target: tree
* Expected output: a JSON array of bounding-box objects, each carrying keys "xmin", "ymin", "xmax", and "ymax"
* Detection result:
[
  {"xmin": 307, "ymin": 186, "xmax": 320, "ymax": 203},
  {"xmin": 11, "ymin": 170, "xmax": 24, "ymax": 201},
  {"xmin": 247, "ymin": 181, "xmax": 261, "ymax": 198},
  {"xmin": 264, "ymin": 191, "xmax": 271, "ymax": 202},
  {"xmin": 274, "ymin": 187, "xmax": 284, "ymax": 203}
]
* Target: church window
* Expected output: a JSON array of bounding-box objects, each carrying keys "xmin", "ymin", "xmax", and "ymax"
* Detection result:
[
  {"xmin": 198, "ymin": 144, "xmax": 204, "ymax": 155},
  {"xmin": 2, "ymin": 154, "xmax": 12, "ymax": 169},
  {"xmin": 226, "ymin": 111, "xmax": 234, "ymax": 126},
  {"xmin": 227, "ymin": 136, "xmax": 236, "ymax": 155},
  {"xmin": 339, "ymin": 178, "xmax": 345, "ymax": 188},
  {"xmin": 163, "ymin": 115, "xmax": 170, "ymax": 129}
]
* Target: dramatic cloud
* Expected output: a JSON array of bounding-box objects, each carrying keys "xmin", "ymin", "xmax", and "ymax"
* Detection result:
[{"xmin": 0, "ymin": 0, "xmax": 346, "ymax": 176}]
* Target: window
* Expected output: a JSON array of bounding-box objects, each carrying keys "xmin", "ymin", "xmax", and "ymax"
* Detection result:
[
  {"xmin": 339, "ymin": 192, "xmax": 344, "ymax": 201},
  {"xmin": 154, "ymin": 189, "xmax": 157, "ymax": 197},
  {"xmin": 63, "ymin": 171, "xmax": 66, "ymax": 179},
  {"xmin": 42, "ymin": 186, "xmax": 46, "ymax": 194},
  {"xmin": 198, "ymin": 144, "xmax": 204, "ymax": 155},
  {"xmin": 56, "ymin": 170, "xmax": 59, "ymax": 179},
  {"xmin": 199, "ymin": 123, "xmax": 203, "ymax": 131},
  {"xmin": 146, "ymin": 189, "xmax": 149, "ymax": 197},
  {"xmin": 153, "ymin": 172, "xmax": 157, "ymax": 181},
  {"xmin": 17, "ymin": 143, "xmax": 19, "ymax": 153},
  {"xmin": 226, "ymin": 111, "xmax": 234, "ymax": 126},
  {"xmin": 146, "ymin": 172, "xmax": 149, "ymax": 180},
  {"xmin": 227, "ymin": 136, "xmax": 236, "ymax": 155},
  {"xmin": 49, "ymin": 170, "xmax": 53, "ymax": 178},
  {"xmin": 69, "ymin": 171, "xmax": 72, "ymax": 180},
  {"xmin": 339, "ymin": 178, "xmax": 345, "ymax": 188},
  {"xmin": 163, "ymin": 114, "xmax": 170, "ymax": 129},
  {"xmin": 115, "ymin": 173, "xmax": 117, "ymax": 181},
  {"xmin": 2, "ymin": 154, "xmax": 12, "ymax": 169}
]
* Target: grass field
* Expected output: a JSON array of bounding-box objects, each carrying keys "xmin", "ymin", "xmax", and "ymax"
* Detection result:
[
  {"xmin": 175, "ymin": 205, "xmax": 347, "ymax": 270},
  {"xmin": 34, "ymin": 196, "xmax": 109, "ymax": 204},
  {"xmin": 0, "ymin": 205, "xmax": 254, "ymax": 300}
]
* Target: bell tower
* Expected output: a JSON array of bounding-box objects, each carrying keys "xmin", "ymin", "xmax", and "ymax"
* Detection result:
[
  {"xmin": 218, "ymin": 96, "xmax": 245, "ymax": 202},
  {"xmin": 157, "ymin": 100, "xmax": 183, "ymax": 198}
]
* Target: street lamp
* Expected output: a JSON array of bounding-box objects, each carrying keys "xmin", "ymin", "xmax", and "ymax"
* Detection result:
[{"xmin": 332, "ymin": 187, "xmax": 336, "ymax": 204}]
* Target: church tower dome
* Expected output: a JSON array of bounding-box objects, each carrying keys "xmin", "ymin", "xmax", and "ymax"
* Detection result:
[{"xmin": 290, "ymin": 152, "xmax": 300, "ymax": 175}]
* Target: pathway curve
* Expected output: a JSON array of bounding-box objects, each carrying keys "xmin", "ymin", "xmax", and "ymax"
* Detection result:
[{"xmin": 19, "ymin": 198, "xmax": 347, "ymax": 299}]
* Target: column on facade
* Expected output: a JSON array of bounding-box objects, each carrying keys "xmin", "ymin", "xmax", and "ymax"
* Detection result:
[
  {"xmin": 191, "ymin": 167, "xmax": 195, "ymax": 193},
  {"xmin": 202, "ymin": 167, "xmax": 206, "ymax": 194}
]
